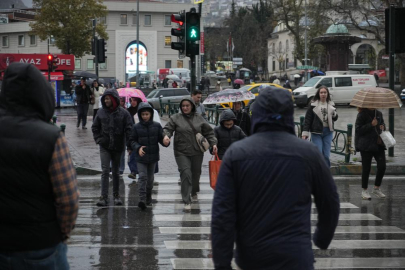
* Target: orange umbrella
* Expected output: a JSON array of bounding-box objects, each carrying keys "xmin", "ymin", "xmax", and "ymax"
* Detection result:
[{"xmin": 350, "ymin": 87, "xmax": 402, "ymax": 108}]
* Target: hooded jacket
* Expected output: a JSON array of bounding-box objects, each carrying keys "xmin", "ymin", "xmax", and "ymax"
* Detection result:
[
  {"xmin": 163, "ymin": 97, "xmax": 217, "ymax": 157},
  {"xmin": 233, "ymin": 106, "xmax": 251, "ymax": 136},
  {"xmin": 129, "ymin": 102, "xmax": 167, "ymax": 163},
  {"xmin": 214, "ymin": 109, "xmax": 246, "ymax": 159},
  {"xmin": 211, "ymin": 87, "xmax": 340, "ymax": 270},
  {"xmin": 355, "ymin": 109, "xmax": 386, "ymax": 152},
  {"xmin": 302, "ymin": 100, "xmax": 338, "ymax": 137},
  {"xmin": 0, "ymin": 63, "xmax": 63, "ymax": 251},
  {"xmin": 92, "ymin": 89, "xmax": 133, "ymax": 152}
]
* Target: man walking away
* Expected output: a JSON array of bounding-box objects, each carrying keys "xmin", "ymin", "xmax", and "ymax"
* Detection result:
[
  {"xmin": 211, "ymin": 87, "xmax": 340, "ymax": 270},
  {"xmin": 92, "ymin": 89, "xmax": 133, "ymax": 207},
  {"xmin": 0, "ymin": 63, "xmax": 79, "ymax": 269},
  {"xmin": 75, "ymin": 77, "xmax": 92, "ymax": 129},
  {"xmin": 192, "ymin": 90, "xmax": 209, "ymax": 122},
  {"xmin": 374, "ymin": 72, "xmax": 379, "ymax": 87}
]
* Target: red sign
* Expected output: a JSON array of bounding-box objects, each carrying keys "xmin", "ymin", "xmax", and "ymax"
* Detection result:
[
  {"xmin": 200, "ymin": 32, "xmax": 204, "ymax": 54},
  {"xmin": 0, "ymin": 54, "xmax": 75, "ymax": 71},
  {"xmin": 369, "ymin": 70, "xmax": 386, "ymax": 77},
  {"xmin": 41, "ymin": 72, "xmax": 64, "ymax": 81}
]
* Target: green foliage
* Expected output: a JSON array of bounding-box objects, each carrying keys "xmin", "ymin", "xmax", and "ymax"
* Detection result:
[{"xmin": 30, "ymin": 0, "xmax": 108, "ymax": 57}]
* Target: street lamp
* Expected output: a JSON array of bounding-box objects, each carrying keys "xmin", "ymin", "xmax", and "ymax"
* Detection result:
[{"xmin": 304, "ymin": 0, "xmax": 308, "ymax": 82}]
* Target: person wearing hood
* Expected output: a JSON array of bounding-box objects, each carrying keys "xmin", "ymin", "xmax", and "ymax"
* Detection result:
[
  {"xmin": 75, "ymin": 77, "xmax": 92, "ymax": 129},
  {"xmin": 211, "ymin": 87, "xmax": 340, "ymax": 270},
  {"xmin": 91, "ymin": 80, "xmax": 105, "ymax": 120},
  {"xmin": 163, "ymin": 97, "xmax": 218, "ymax": 209},
  {"xmin": 213, "ymin": 109, "xmax": 246, "ymax": 159},
  {"xmin": 232, "ymin": 101, "xmax": 251, "ymax": 136},
  {"xmin": 129, "ymin": 103, "xmax": 170, "ymax": 210},
  {"xmin": 0, "ymin": 63, "xmax": 79, "ymax": 268},
  {"xmin": 302, "ymin": 86, "xmax": 338, "ymax": 167},
  {"xmin": 92, "ymin": 89, "xmax": 133, "ymax": 207}
]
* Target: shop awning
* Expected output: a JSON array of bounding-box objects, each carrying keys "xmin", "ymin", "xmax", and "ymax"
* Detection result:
[{"xmin": 41, "ymin": 72, "xmax": 64, "ymax": 81}]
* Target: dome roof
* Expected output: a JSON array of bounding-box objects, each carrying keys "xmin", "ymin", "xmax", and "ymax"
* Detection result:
[{"xmin": 326, "ymin": 24, "xmax": 349, "ymax": 35}]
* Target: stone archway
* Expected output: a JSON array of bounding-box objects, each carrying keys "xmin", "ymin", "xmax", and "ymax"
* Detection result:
[{"xmin": 355, "ymin": 44, "xmax": 376, "ymax": 68}]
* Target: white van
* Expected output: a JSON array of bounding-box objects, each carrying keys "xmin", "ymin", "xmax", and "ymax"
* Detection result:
[
  {"xmin": 293, "ymin": 74, "xmax": 377, "ymax": 108},
  {"xmin": 169, "ymin": 68, "xmax": 191, "ymax": 82}
]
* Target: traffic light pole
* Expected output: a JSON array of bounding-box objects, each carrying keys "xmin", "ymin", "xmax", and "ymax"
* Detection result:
[
  {"xmin": 388, "ymin": 5, "xmax": 395, "ymax": 157},
  {"xmin": 93, "ymin": 19, "xmax": 99, "ymax": 79},
  {"xmin": 191, "ymin": 48, "xmax": 196, "ymax": 94}
]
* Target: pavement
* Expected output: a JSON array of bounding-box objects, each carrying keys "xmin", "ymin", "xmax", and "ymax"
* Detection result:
[{"xmin": 56, "ymin": 102, "xmax": 405, "ymax": 176}]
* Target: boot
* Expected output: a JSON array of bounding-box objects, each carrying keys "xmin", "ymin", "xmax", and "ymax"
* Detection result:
[{"xmin": 146, "ymin": 191, "xmax": 152, "ymax": 206}]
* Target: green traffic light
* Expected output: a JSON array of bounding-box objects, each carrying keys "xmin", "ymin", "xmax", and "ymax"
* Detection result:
[
  {"xmin": 190, "ymin": 29, "xmax": 197, "ymax": 38},
  {"xmin": 188, "ymin": 26, "xmax": 199, "ymax": 40}
]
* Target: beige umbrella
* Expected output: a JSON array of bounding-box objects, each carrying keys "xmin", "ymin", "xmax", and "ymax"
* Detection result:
[{"xmin": 350, "ymin": 87, "xmax": 402, "ymax": 108}]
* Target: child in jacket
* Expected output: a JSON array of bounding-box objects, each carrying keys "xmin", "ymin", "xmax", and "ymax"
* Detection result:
[{"xmin": 129, "ymin": 102, "xmax": 170, "ymax": 210}]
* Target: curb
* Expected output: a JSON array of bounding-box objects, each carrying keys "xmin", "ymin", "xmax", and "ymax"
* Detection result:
[
  {"xmin": 333, "ymin": 165, "xmax": 405, "ymax": 175},
  {"xmin": 75, "ymin": 167, "xmax": 102, "ymax": 175}
]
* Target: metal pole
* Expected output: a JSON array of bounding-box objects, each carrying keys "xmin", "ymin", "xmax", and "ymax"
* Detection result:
[
  {"xmin": 191, "ymin": 48, "xmax": 196, "ymax": 93},
  {"xmin": 93, "ymin": 19, "xmax": 99, "ymax": 79},
  {"xmin": 136, "ymin": 0, "xmax": 140, "ymax": 87},
  {"xmin": 304, "ymin": 0, "xmax": 308, "ymax": 82},
  {"xmin": 388, "ymin": 5, "xmax": 395, "ymax": 157},
  {"xmin": 48, "ymin": 38, "xmax": 51, "ymax": 82}
]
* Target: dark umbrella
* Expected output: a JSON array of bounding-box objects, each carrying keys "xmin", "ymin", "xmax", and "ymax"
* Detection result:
[{"xmin": 73, "ymin": 71, "xmax": 97, "ymax": 78}]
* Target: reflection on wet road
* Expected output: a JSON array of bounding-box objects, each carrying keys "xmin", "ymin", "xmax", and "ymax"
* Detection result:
[{"xmin": 68, "ymin": 175, "xmax": 405, "ymax": 269}]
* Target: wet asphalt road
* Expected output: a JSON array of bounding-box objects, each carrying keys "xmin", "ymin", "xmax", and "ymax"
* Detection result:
[{"xmin": 68, "ymin": 175, "xmax": 405, "ymax": 270}]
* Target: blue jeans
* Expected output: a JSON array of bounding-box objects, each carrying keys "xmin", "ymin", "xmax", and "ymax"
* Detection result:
[
  {"xmin": 128, "ymin": 151, "xmax": 138, "ymax": 175},
  {"xmin": 311, "ymin": 127, "xmax": 333, "ymax": 167},
  {"xmin": 0, "ymin": 242, "xmax": 68, "ymax": 270}
]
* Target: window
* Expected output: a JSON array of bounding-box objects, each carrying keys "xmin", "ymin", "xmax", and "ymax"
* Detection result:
[
  {"xmin": 319, "ymin": 77, "xmax": 332, "ymax": 88},
  {"xmin": 160, "ymin": 90, "xmax": 174, "ymax": 97},
  {"xmin": 132, "ymin": 14, "xmax": 137, "ymax": 25},
  {"xmin": 165, "ymin": 60, "xmax": 171, "ymax": 68},
  {"xmin": 29, "ymin": 35, "xmax": 36, "ymax": 46},
  {"xmin": 75, "ymin": 59, "xmax": 81, "ymax": 69},
  {"xmin": 278, "ymin": 41, "xmax": 282, "ymax": 53},
  {"xmin": 250, "ymin": 86, "xmax": 260, "ymax": 94},
  {"xmin": 18, "ymin": 35, "xmax": 25, "ymax": 46},
  {"xmin": 144, "ymin": 15, "xmax": 151, "ymax": 26},
  {"xmin": 175, "ymin": 89, "xmax": 189, "ymax": 95},
  {"xmin": 87, "ymin": 59, "xmax": 94, "ymax": 70},
  {"xmin": 120, "ymin": 14, "xmax": 128, "ymax": 25},
  {"xmin": 99, "ymin": 16, "xmax": 107, "ymax": 24},
  {"xmin": 272, "ymin": 43, "xmax": 275, "ymax": 54},
  {"xmin": 49, "ymin": 36, "xmax": 56, "ymax": 45},
  {"xmin": 177, "ymin": 60, "xmax": 183, "ymax": 68},
  {"xmin": 335, "ymin": 77, "xmax": 352, "ymax": 87},
  {"xmin": 165, "ymin": 36, "xmax": 171, "ymax": 47},
  {"xmin": 2, "ymin": 36, "xmax": 8, "ymax": 47},
  {"xmin": 272, "ymin": 59, "xmax": 275, "ymax": 71},
  {"xmin": 99, "ymin": 61, "xmax": 107, "ymax": 70},
  {"xmin": 165, "ymin": 15, "xmax": 171, "ymax": 26},
  {"xmin": 286, "ymin": 40, "xmax": 289, "ymax": 52}
]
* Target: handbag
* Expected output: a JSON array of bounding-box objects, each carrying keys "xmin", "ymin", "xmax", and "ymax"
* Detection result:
[
  {"xmin": 209, "ymin": 153, "xmax": 222, "ymax": 190},
  {"xmin": 379, "ymin": 131, "xmax": 396, "ymax": 148},
  {"xmin": 184, "ymin": 116, "xmax": 210, "ymax": 152}
]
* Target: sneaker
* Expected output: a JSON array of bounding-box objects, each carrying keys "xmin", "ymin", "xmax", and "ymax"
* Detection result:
[
  {"xmin": 153, "ymin": 182, "xmax": 159, "ymax": 186},
  {"xmin": 192, "ymin": 194, "xmax": 198, "ymax": 202},
  {"xmin": 128, "ymin": 173, "xmax": 136, "ymax": 179},
  {"xmin": 372, "ymin": 188, "xmax": 386, "ymax": 198},
  {"xmin": 82, "ymin": 126, "xmax": 87, "ymax": 129},
  {"xmin": 138, "ymin": 201, "xmax": 146, "ymax": 210},
  {"xmin": 184, "ymin": 204, "xmax": 191, "ymax": 210},
  {"xmin": 362, "ymin": 190, "xmax": 371, "ymax": 200},
  {"xmin": 96, "ymin": 196, "xmax": 109, "ymax": 207},
  {"xmin": 109, "ymin": 174, "xmax": 113, "ymax": 179},
  {"xmin": 114, "ymin": 194, "xmax": 123, "ymax": 206}
]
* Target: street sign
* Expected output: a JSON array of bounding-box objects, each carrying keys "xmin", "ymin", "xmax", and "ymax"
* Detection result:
[
  {"xmin": 194, "ymin": 0, "xmax": 204, "ymax": 4},
  {"xmin": 296, "ymin": 65, "xmax": 318, "ymax": 70}
]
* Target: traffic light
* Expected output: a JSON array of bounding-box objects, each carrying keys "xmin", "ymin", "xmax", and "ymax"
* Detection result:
[
  {"xmin": 51, "ymin": 54, "xmax": 58, "ymax": 72},
  {"xmin": 98, "ymin": 39, "xmax": 107, "ymax": 63},
  {"xmin": 170, "ymin": 11, "xmax": 186, "ymax": 55},
  {"xmin": 186, "ymin": 10, "xmax": 200, "ymax": 42}
]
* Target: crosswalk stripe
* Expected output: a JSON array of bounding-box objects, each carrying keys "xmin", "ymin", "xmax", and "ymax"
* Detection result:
[
  {"xmin": 159, "ymin": 226, "xmax": 404, "ymax": 234},
  {"xmin": 164, "ymin": 240, "xmax": 405, "ymax": 250},
  {"xmin": 151, "ymin": 202, "xmax": 357, "ymax": 209},
  {"xmin": 154, "ymin": 213, "xmax": 381, "ymax": 222},
  {"xmin": 170, "ymin": 258, "xmax": 405, "ymax": 269},
  {"xmin": 153, "ymin": 194, "xmax": 214, "ymax": 200}
]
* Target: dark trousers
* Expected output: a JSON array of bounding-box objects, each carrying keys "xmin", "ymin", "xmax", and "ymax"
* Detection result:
[
  {"xmin": 137, "ymin": 162, "xmax": 156, "ymax": 202},
  {"xmin": 77, "ymin": 103, "xmax": 89, "ymax": 127},
  {"xmin": 175, "ymin": 155, "xmax": 204, "ymax": 204},
  {"xmin": 360, "ymin": 148, "xmax": 386, "ymax": 189},
  {"xmin": 93, "ymin": 108, "xmax": 99, "ymax": 120},
  {"xmin": 100, "ymin": 146, "xmax": 122, "ymax": 197}
]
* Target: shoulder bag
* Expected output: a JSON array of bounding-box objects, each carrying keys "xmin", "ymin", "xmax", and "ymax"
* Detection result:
[{"xmin": 184, "ymin": 116, "xmax": 210, "ymax": 152}]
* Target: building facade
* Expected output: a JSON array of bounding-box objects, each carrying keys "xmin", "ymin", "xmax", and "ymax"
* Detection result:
[{"xmin": 0, "ymin": 0, "xmax": 194, "ymax": 83}]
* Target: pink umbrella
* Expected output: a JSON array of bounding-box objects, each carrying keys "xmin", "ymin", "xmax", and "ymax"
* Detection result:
[
  {"xmin": 234, "ymin": 79, "xmax": 244, "ymax": 85},
  {"xmin": 117, "ymin": 88, "xmax": 147, "ymax": 102}
]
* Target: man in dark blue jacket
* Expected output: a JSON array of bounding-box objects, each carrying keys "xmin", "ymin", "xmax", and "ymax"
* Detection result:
[{"xmin": 211, "ymin": 87, "xmax": 340, "ymax": 270}]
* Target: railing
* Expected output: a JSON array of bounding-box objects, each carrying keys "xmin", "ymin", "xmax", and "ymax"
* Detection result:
[
  {"xmin": 51, "ymin": 115, "xmax": 66, "ymax": 134},
  {"xmin": 294, "ymin": 116, "xmax": 355, "ymax": 163},
  {"xmin": 159, "ymin": 98, "xmax": 180, "ymax": 118},
  {"xmin": 205, "ymin": 106, "xmax": 223, "ymax": 126}
]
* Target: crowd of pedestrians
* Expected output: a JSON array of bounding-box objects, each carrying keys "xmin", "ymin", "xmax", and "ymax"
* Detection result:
[{"xmin": 0, "ymin": 62, "xmax": 390, "ymax": 269}]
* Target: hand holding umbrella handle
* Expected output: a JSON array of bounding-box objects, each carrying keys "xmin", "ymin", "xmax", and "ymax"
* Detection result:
[{"xmin": 371, "ymin": 118, "xmax": 378, "ymax": 126}]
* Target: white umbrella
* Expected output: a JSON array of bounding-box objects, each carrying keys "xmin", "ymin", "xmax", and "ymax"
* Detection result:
[
  {"xmin": 166, "ymin": 74, "xmax": 180, "ymax": 80},
  {"xmin": 293, "ymin": 74, "xmax": 301, "ymax": 78}
]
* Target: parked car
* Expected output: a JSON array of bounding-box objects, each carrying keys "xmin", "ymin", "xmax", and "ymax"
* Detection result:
[
  {"xmin": 400, "ymin": 89, "xmax": 405, "ymax": 101},
  {"xmin": 293, "ymin": 74, "xmax": 377, "ymax": 108},
  {"xmin": 146, "ymin": 88, "xmax": 190, "ymax": 109}
]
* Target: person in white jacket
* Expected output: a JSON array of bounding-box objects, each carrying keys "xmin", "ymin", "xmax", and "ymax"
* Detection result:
[{"xmin": 92, "ymin": 80, "xmax": 105, "ymax": 120}]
